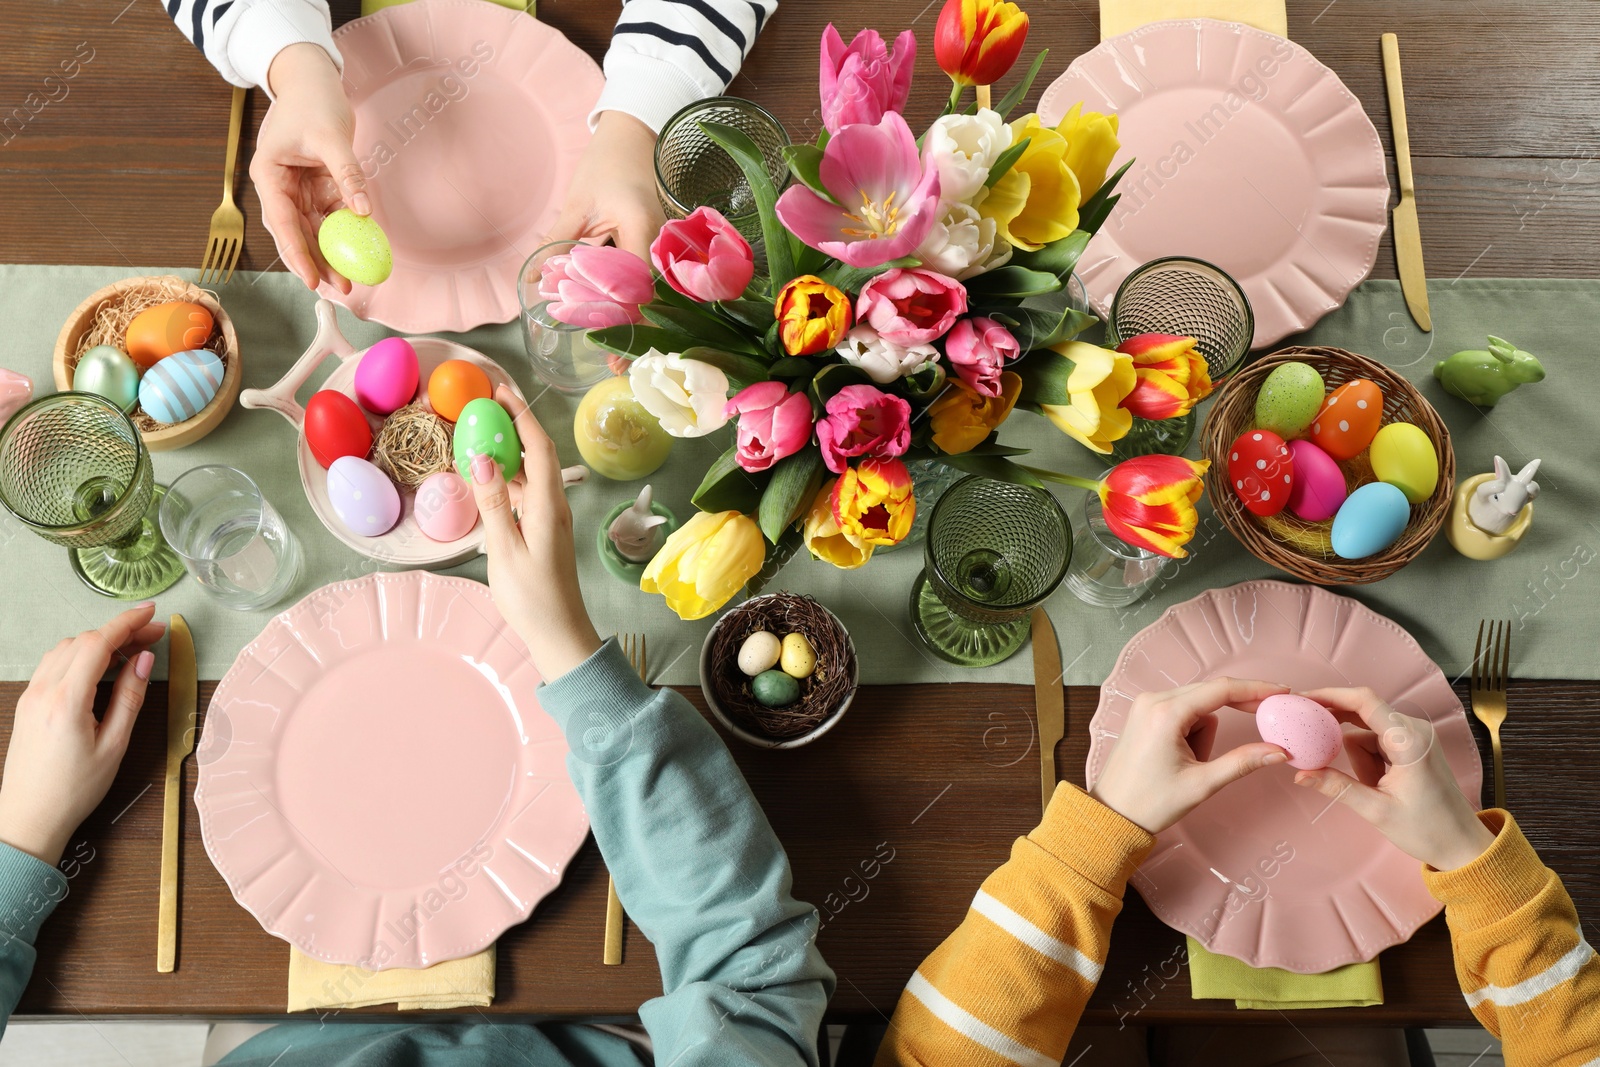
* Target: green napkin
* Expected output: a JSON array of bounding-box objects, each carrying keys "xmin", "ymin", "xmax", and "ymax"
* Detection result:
[{"xmin": 1186, "ymin": 937, "xmax": 1383, "ymax": 1009}]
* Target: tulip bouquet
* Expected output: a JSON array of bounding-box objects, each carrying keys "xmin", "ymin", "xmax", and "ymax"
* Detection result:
[{"xmin": 536, "ymin": 0, "xmax": 1213, "ymax": 621}]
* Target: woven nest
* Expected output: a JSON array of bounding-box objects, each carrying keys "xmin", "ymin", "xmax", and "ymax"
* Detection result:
[
  {"xmin": 1200, "ymin": 346, "xmax": 1455, "ymax": 585},
  {"xmin": 709, "ymin": 594, "xmax": 856, "ymax": 740},
  {"xmin": 373, "ymin": 401, "xmax": 454, "ymax": 490},
  {"xmin": 64, "ymin": 276, "xmax": 233, "ymax": 432}
]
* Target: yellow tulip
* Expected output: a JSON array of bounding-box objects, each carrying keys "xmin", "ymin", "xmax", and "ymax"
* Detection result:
[
  {"xmin": 976, "ymin": 114, "xmax": 1080, "ymax": 251},
  {"xmin": 640, "ymin": 510, "xmax": 765, "ymax": 620},
  {"xmin": 1055, "ymin": 102, "xmax": 1120, "ymax": 206},
  {"xmin": 929, "ymin": 371, "xmax": 1022, "ymax": 454},
  {"xmin": 803, "ymin": 479, "xmax": 874, "ymax": 569},
  {"xmin": 1037, "ymin": 341, "xmax": 1136, "ymax": 453}
]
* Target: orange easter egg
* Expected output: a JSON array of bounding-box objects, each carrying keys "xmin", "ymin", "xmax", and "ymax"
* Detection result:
[
  {"xmin": 125, "ymin": 301, "xmax": 213, "ymax": 370},
  {"xmin": 427, "ymin": 359, "xmax": 492, "ymax": 422},
  {"xmin": 1308, "ymin": 379, "xmax": 1383, "ymax": 460}
]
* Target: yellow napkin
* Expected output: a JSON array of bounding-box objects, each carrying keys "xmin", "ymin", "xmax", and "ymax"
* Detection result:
[
  {"xmin": 361, "ymin": 0, "xmax": 533, "ymax": 17},
  {"xmin": 287, "ymin": 945, "xmax": 496, "ymax": 1012},
  {"xmin": 1100, "ymin": 0, "xmax": 1287, "ymax": 38},
  {"xmin": 1187, "ymin": 938, "xmax": 1383, "ymax": 1009}
]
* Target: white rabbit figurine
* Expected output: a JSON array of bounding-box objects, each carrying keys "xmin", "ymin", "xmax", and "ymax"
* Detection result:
[
  {"xmin": 1468, "ymin": 456, "xmax": 1540, "ymax": 536},
  {"xmin": 608, "ymin": 484, "xmax": 669, "ymax": 563}
]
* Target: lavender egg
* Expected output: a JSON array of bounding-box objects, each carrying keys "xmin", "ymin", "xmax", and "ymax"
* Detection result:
[{"xmin": 326, "ymin": 456, "xmax": 401, "ymax": 538}]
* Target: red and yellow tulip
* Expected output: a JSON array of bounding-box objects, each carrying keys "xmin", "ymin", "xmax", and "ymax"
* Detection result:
[
  {"xmin": 1098, "ymin": 455, "xmax": 1209, "ymax": 558},
  {"xmin": 1116, "ymin": 333, "xmax": 1214, "ymax": 420},
  {"xmin": 775, "ymin": 275, "xmax": 853, "ymax": 355},
  {"xmin": 804, "ymin": 479, "xmax": 874, "ymax": 569},
  {"xmin": 831, "ymin": 458, "xmax": 916, "ymax": 546},
  {"xmin": 934, "ymin": 0, "xmax": 1030, "ymax": 88}
]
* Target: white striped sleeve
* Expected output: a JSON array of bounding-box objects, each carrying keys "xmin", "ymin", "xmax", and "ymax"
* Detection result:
[
  {"xmin": 163, "ymin": 0, "xmax": 342, "ymax": 95},
  {"xmin": 593, "ymin": 0, "xmax": 778, "ymax": 131}
]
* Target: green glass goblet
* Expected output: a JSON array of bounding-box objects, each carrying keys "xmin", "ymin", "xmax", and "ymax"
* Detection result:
[
  {"xmin": 0, "ymin": 393, "xmax": 184, "ymax": 598},
  {"xmin": 910, "ymin": 477, "xmax": 1072, "ymax": 667}
]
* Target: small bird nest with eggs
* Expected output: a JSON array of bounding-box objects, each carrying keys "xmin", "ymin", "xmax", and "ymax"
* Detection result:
[{"xmin": 708, "ymin": 593, "xmax": 856, "ymax": 740}]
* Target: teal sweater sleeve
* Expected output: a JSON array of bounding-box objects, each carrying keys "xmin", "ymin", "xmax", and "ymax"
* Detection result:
[
  {"xmin": 539, "ymin": 639, "xmax": 835, "ymax": 1067},
  {"xmin": 0, "ymin": 843, "xmax": 70, "ymax": 1039}
]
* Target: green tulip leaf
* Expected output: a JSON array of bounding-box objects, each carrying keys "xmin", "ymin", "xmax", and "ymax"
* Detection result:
[
  {"xmin": 679, "ymin": 346, "xmax": 772, "ymax": 391},
  {"xmin": 1013, "ymin": 347, "xmax": 1073, "ymax": 406},
  {"xmin": 983, "ymin": 136, "xmax": 1032, "ymax": 189},
  {"xmin": 933, "ymin": 453, "xmax": 1045, "ymax": 488},
  {"xmin": 1079, "ymin": 158, "xmax": 1134, "ymax": 235},
  {"xmin": 758, "ymin": 448, "xmax": 825, "ymax": 544},
  {"xmin": 691, "ymin": 446, "xmax": 768, "ymax": 515},
  {"xmin": 641, "ymin": 303, "xmax": 766, "ymax": 356},
  {"xmin": 768, "ymin": 356, "xmax": 819, "ymax": 383},
  {"xmin": 964, "ymin": 265, "xmax": 1063, "ymax": 299},
  {"xmin": 818, "ymin": 257, "xmax": 920, "ymax": 294},
  {"xmin": 1009, "ymin": 229, "xmax": 1092, "ymax": 281},
  {"xmin": 783, "ymin": 143, "xmax": 837, "ymax": 204},
  {"xmin": 587, "ymin": 323, "xmax": 701, "ymax": 359},
  {"xmin": 720, "ymin": 296, "xmax": 776, "ymax": 331},
  {"xmin": 810, "ymin": 362, "xmax": 873, "ymax": 406},
  {"xmin": 699, "ymin": 120, "xmax": 796, "ymax": 291},
  {"xmin": 996, "ymin": 49, "xmax": 1050, "ymax": 119}
]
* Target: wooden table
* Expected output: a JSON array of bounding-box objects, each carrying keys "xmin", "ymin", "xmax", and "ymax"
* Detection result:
[{"xmin": 1, "ymin": 0, "xmax": 1596, "ymax": 1030}]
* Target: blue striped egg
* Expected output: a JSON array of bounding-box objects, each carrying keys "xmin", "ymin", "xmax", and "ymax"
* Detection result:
[{"xmin": 138, "ymin": 349, "xmax": 224, "ymax": 424}]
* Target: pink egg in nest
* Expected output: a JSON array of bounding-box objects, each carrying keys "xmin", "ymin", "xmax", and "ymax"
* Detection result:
[{"xmin": 1256, "ymin": 693, "xmax": 1342, "ymax": 770}]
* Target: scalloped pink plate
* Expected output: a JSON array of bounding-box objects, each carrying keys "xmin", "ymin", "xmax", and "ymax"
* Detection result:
[
  {"xmin": 1039, "ymin": 20, "xmax": 1390, "ymax": 348},
  {"xmin": 196, "ymin": 571, "xmax": 588, "ymax": 970},
  {"xmin": 318, "ymin": 0, "xmax": 602, "ymax": 333},
  {"xmin": 1086, "ymin": 580, "xmax": 1481, "ymax": 973}
]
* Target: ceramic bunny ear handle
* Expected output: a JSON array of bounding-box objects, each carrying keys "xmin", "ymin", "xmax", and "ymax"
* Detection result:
[
  {"xmin": 1449, "ymin": 455, "xmax": 1542, "ymax": 559},
  {"xmin": 1434, "ymin": 335, "xmax": 1546, "ymax": 408}
]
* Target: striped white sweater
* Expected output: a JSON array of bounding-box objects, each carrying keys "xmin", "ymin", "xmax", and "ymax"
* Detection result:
[{"xmin": 163, "ymin": 0, "xmax": 776, "ymax": 129}]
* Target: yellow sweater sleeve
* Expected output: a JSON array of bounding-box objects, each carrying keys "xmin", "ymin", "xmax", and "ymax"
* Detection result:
[
  {"xmin": 874, "ymin": 782, "xmax": 1154, "ymax": 1067},
  {"xmin": 1423, "ymin": 810, "xmax": 1600, "ymax": 1066}
]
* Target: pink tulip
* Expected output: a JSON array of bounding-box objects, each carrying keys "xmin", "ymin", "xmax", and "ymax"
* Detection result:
[
  {"xmin": 857, "ymin": 268, "xmax": 968, "ymax": 346},
  {"xmin": 944, "ymin": 316, "xmax": 1020, "ymax": 398},
  {"xmin": 725, "ymin": 381, "xmax": 815, "ymax": 472},
  {"xmin": 819, "ymin": 25, "xmax": 916, "ymax": 135},
  {"xmin": 815, "ymin": 383, "xmax": 912, "ymax": 474},
  {"xmin": 775, "ymin": 112, "xmax": 942, "ymax": 269},
  {"xmin": 537, "ymin": 244, "xmax": 653, "ymax": 329},
  {"xmin": 650, "ymin": 207, "xmax": 756, "ymax": 303}
]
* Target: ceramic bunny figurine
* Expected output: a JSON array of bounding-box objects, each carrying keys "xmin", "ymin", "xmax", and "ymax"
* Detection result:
[
  {"xmin": 1468, "ymin": 456, "xmax": 1540, "ymax": 535},
  {"xmin": 1434, "ymin": 336, "xmax": 1546, "ymax": 408},
  {"xmin": 608, "ymin": 484, "xmax": 669, "ymax": 563}
]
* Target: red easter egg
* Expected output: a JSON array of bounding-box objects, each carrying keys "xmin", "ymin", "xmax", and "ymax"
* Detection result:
[
  {"xmin": 1227, "ymin": 429, "xmax": 1294, "ymax": 516},
  {"xmin": 1308, "ymin": 379, "xmax": 1383, "ymax": 460},
  {"xmin": 304, "ymin": 390, "xmax": 373, "ymax": 469}
]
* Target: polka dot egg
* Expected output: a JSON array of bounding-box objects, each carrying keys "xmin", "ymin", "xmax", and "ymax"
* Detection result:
[
  {"xmin": 326, "ymin": 456, "xmax": 401, "ymax": 538},
  {"xmin": 452, "ymin": 397, "xmax": 522, "ymax": 483},
  {"xmin": 1227, "ymin": 429, "xmax": 1294, "ymax": 517},
  {"xmin": 1308, "ymin": 379, "xmax": 1383, "ymax": 460}
]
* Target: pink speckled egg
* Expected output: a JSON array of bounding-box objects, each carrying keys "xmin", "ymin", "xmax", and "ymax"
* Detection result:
[
  {"xmin": 413, "ymin": 471, "xmax": 479, "ymax": 543},
  {"xmin": 1286, "ymin": 440, "xmax": 1347, "ymax": 521},
  {"xmin": 1256, "ymin": 694, "xmax": 1342, "ymax": 770}
]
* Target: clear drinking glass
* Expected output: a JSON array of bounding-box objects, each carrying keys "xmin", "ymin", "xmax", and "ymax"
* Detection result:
[
  {"xmin": 1064, "ymin": 489, "xmax": 1167, "ymax": 608},
  {"xmin": 518, "ymin": 240, "xmax": 616, "ymax": 395},
  {"xmin": 158, "ymin": 465, "xmax": 303, "ymax": 611},
  {"xmin": 910, "ymin": 477, "xmax": 1072, "ymax": 667},
  {"xmin": 0, "ymin": 393, "xmax": 183, "ymax": 598},
  {"xmin": 654, "ymin": 96, "xmax": 789, "ymax": 250}
]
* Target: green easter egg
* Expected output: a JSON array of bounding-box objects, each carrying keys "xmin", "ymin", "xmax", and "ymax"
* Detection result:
[
  {"xmin": 73, "ymin": 345, "xmax": 141, "ymax": 412},
  {"xmin": 318, "ymin": 209, "xmax": 393, "ymax": 286},
  {"xmin": 453, "ymin": 398, "xmax": 522, "ymax": 482},
  {"xmin": 751, "ymin": 669, "xmax": 800, "ymax": 708},
  {"xmin": 1254, "ymin": 362, "xmax": 1325, "ymax": 438}
]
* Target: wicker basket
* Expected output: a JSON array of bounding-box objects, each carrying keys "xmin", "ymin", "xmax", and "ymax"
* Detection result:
[
  {"xmin": 1201, "ymin": 346, "xmax": 1455, "ymax": 585},
  {"xmin": 52, "ymin": 275, "xmax": 241, "ymax": 452}
]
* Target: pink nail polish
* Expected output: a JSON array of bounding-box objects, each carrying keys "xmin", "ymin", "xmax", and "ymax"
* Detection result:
[
  {"xmin": 135, "ymin": 601, "xmax": 155, "ymax": 610},
  {"xmin": 471, "ymin": 454, "xmax": 495, "ymax": 484},
  {"xmin": 134, "ymin": 651, "xmax": 154, "ymax": 680}
]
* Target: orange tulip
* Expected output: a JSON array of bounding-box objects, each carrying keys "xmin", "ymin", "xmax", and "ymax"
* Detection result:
[
  {"xmin": 1098, "ymin": 455, "xmax": 1209, "ymax": 559},
  {"xmin": 774, "ymin": 275, "xmax": 852, "ymax": 356},
  {"xmin": 831, "ymin": 458, "xmax": 916, "ymax": 546},
  {"xmin": 1116, "ymin": 333, "xmax": 1214, "ymax": 420},
  {"xmin": 934, "ymin": 0, "xmax": 1030, "ymax": 88}
]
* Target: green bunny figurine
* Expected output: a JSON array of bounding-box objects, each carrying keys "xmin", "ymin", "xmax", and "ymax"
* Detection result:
[{"xmin": 1434, "ymin": 335, "xmax": 1546, "ymax": 408}]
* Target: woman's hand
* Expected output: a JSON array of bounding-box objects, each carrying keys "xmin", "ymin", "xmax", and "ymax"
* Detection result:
[
  {"xmin": 0, "ymin": 605, "xmax": 166, "ymax": 866},
  {"xmin": 1294, "ymin": 687, "xmax": 1495, "ymax": 871},
  {"xmin": 468, "ymin": 385, "xmax": 603, "ymax": 682},
  {"xmin": 545, "ymin": 110, "xmax": 665, "ymax": 262},
  {"xmin": 251, "ymin": 43, "xmax": 369, "ymax": 293},
  {"xmin": 1090, "ymin": 678, "xmax": 1290, "ymax": 833}
]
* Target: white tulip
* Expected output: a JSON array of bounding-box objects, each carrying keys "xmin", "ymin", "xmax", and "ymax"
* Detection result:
[
  {"xmin": 922, "ymin": 108, "xmax": 1013, "ymax": 206},
  {"xmin": 915, "ymin": 201, "xmax": 1013, "ymax": 280},
  {"xmin": 628, "ymin": 350, "xmax": 730, "ymax": 438},
  {"xmin": 835, "ymin": 325, "xmax": 939, "ymax": 384}
]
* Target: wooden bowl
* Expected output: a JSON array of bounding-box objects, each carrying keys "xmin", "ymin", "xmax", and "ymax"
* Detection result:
[
  {"xmin": 52, "ymin": 275, "xmax": 241, "ymax": 452},
  {"xmin": 1200, "ymin": 346, "xmax": 1455, "ymax": 585}
]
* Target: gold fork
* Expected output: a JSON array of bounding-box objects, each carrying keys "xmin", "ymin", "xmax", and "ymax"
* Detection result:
[
  {"xmin": 605, "ymin": 634, "xmax": 647, "ymax": 965},
  {"xmin": 1470, "ymin": 620, "xmax": 1510, "ymax": 809},
  {"xmin": 199, "ymin": 86, "xmax": 247, "ymax": 286}
]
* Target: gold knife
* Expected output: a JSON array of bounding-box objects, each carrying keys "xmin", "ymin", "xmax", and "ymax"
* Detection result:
[
  {"xmin": 1382, "ymin": 32, "xmax": 1431, "ymax": 332},
  {"xmin": 1031, "ymin": 609, "xmax": 1064, "ymax": 816},
  {"xmin": 158, "ymin": 615, "xmax": 196, "ymax": 973}
]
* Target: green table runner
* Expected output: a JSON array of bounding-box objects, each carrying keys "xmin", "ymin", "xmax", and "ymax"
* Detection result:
[{"xmin": 0, "ymin": 266, "xmax": 1594, "ymax": 684}]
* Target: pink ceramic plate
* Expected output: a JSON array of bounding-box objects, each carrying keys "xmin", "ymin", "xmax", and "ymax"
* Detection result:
[
  {"xmin": 1039, "ymin": 20, "xmax": 1390, "ymax": 348},
  {"xmin": 196, "ymin": 571, "xmax": 588, "ymax": 970},
  {"xmin": 1086, "ymin": 580, "xmax": 1481, "ymax": 972},
  {"xmin": 318, "ymin": 0, "xmax": 602, "ymax": 333}
]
